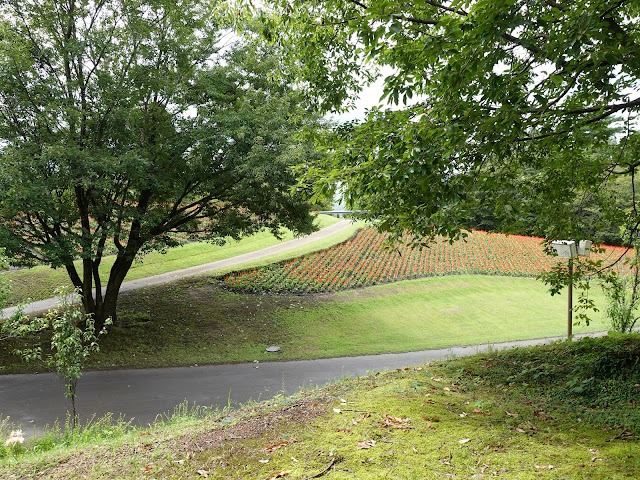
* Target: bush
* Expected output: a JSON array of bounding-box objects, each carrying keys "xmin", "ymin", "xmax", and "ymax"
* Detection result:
[{"xmin": 1, "ymin": 287, "xmax": 111, "ymax": 431}]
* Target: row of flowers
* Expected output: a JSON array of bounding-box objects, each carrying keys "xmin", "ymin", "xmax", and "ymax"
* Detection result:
[{"xmin": 222, "ymin": 228, "xmax": 633, "ymax": 293}]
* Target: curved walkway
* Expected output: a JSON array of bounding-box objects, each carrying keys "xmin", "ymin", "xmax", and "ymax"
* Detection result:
[
  {"xmin": 1, "ymin": 220, "xmax": 353, "ymax": 318},
  {"xmin": 1, "ymin": 332, "xmax": 606, "ymax": 438}
]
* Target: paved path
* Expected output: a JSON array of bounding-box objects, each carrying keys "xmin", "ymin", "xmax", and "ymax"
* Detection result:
[
  {"xmin": 1, "ymin": 332, "xmax": 605, "ymax": 438},
  {"xmin": 1, "ymin": 220, "xmax": 353, "ymax": 318}
]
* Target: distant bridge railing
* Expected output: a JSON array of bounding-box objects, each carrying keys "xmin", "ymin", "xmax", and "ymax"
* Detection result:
[{"xmin": 315, "ymin": 210, "xmax": 369, "ymax": 217}]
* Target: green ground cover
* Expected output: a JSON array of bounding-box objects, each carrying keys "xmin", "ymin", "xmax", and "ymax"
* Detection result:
[
  {"xmin": 3, "ymin": 335, "xmax": 639, "ymax": 479},
  {"xmin": 3, "ymin": 214, "xmax": 346, "ymax": 306},
  {"xmin": 0, "ymin": 275, "xmax": 609, "ymax": 374}
]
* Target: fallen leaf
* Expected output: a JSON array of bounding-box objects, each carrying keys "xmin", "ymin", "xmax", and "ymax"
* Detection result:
[
  {"xmin": 485, "ymin": 444, "xmax": 504, "ymax": 452},
  {"xmin": 472, "ymin": 409, "xmax": 487, "ymax": 415},
  {"xmin": 268, "ymin": 471, "xmax": 291, "ymax": 479},
  {"xmin": 196, "ymin": 470, "xmax": 209, "ymax": 478},
  {"xmin": 535, "ymin": 465, "xmax": 554, "ymax": 470},
  {"xmin": 352, "ymin": 413, "xmax": 371, "ymax": 426},
  {"xmin": 515, "ymin": 428, "xmax": 526, "ymax": 433},
  {"xmin": 506, "ymin": 411, "xmax": 519, "ymax": 417},
  {"xmin": 589, "ymin": 448, "xmax": 599, "ymax": 454},
  {"xmin": 458, "ymin": 438, "xmax": 471, "ymax": 444},
  {"xmin": 265, "ymin": 438, "xmax": 298, "ymax": 453},
  {"xmin": 534, "ymin": 409, "xmax": 549, "ymax": 420},
  {"xmin": 259, "ymin": 459, "xmax": 269, "ymax": 464},
  {"xmin": 459, "ymin": 412, "xmax": 468, "ymax": 418},
  {"xmin": 143, "ymin": 464, "xmax": 154, "ymax": 473},
  {"xmin": 357, "ymin": 440, "xmax": 377, "ymax": 449},
  {"xmin": 380, "ymin": 414, "xmax": 413, "ymax": 430},
  {"xmin": 425, "ymin": 422, "xmax": 437, "ymax": 429},
  {"xmin": 333, "ymin": 408, "xmax": 342, "ymax": 413},
  {"xmin": 423, "ymin": 416, "xmax": 440, "ymax": 422}
]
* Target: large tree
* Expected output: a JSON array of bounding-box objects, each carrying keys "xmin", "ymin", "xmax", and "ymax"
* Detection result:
[
  {"xmin": 0, "ymin": 0, "xmax": 319, "ymax": 327},
  {"xmin": 261, "ymin": 0, "xmax": 640, "ymax": 246}
]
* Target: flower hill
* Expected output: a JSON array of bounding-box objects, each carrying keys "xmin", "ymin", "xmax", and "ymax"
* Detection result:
[{"xmin": 222, "ymin": 228, "xmax": 631, "ymax": 293}]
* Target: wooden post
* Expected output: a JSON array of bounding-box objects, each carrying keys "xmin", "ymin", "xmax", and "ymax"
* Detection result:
[{"xmin": 567, "ymin": 259, "xmax": 573, "ymax": 339}]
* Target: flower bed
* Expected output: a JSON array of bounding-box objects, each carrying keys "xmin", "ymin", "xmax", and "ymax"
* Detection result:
[{"xmin": 222, "ymin": 228, "xmax": 632, "ymax": 293}]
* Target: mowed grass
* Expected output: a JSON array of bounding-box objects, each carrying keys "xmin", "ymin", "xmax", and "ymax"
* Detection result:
[
  {"xmin": 3, "ymin": 214, "xmax": 347, "ymax": 306},
  {"xmin": 278, "ymin": 276, "xmax": 609, "ymax": 358},
  {"xmin": 3, "ymin": 335, "xmax": 639, "ymax": 479},
  {"xmin": 0, "ymin": 275, "xmax": 610, "ymax": 373}
]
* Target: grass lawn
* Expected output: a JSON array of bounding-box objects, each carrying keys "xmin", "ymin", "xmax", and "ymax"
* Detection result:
[
  {"xmin": 3, "ymin": 214, "xmax": 351, "ymax": 306},
  {"xmin": 3, "ymin": 335, "xmax": 639, "ymax": 479},
  {"xmin": 0, "ymin": 275, "xmax": 611, "ymax": 374}
]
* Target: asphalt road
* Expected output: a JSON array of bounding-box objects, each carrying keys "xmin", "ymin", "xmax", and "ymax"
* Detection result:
[{"xmin": 0, "ymin": 334, "xmax": 604, "ymax": 438}]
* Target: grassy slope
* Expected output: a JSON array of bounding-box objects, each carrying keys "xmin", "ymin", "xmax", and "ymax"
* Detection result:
[
  {"xmin": 282, "ymin": 275, "xmax": 608, "ymax": 357},
  {"xmin": 3, "ymin": 215, "xmax": 346, "ymax": 306},
  {"xmin": 3, "ymin": 336, "xmax": 639, "ymax": 479},
  {"xmin": 0, "ymin": 275, "xmax": 609, "ymax": 373}
]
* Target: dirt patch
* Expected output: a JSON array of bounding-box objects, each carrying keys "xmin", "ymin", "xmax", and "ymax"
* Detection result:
[
  {"xmin": 176, "ymin": 398, "xmax": 328, "ymax": 453},
  {"xmin": 13, "ymin": 398, "xmax": 330, "ymax": 480}
]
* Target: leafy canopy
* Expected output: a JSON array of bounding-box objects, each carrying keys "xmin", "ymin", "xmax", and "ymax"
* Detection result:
[
  {"xmin": 0, "ymin": 0, "xmax": 321, "ymax": 323},
  {"xmin": 261, "ymin": 0, "xmax": 640, "ymax": 245}
]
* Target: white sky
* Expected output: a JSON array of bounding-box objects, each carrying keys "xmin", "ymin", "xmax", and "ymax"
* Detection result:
[{"xmin": 328, "ymin": 75, "xmax": 388, "ymax": 123}]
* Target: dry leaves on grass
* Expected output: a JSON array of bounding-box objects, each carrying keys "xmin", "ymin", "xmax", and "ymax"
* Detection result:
[
  {"xmin": 352, "ymin": 413, "xmax": 371, "ymax": 426},
  {"xmin": 357, "ymin": 440, "xmax": 376, "ymax": 449},
  {"xmin": 380, "ymin": 414, "xmax": 413, "ymax": 430},
  {"xmin": 472, "ymin": 409, "xmax": 490, "ymax": 415},
  {"xmin": 265, "ymin": 438, "xmax": 298, "ymax": 453},
  {"xmin": 535, "ymin": 465, "xmax": 554, "ymax": 470},
  {"xmin": 134, "ymin": 443, "xmax": 154, "ymax": 453},
  {"xmin": 267, "ymin": 471, "xmax": 291, "ymax": 479}
]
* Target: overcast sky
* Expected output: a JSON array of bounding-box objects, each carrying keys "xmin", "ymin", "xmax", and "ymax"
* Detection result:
[{"xmin": 328, "ymin": 75, "xmax": 387, "ymax": 123}]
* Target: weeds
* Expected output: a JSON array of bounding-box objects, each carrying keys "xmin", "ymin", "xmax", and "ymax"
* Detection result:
[
  {"xmin": 0, "ymin": 413, "xmax": 131, "ymax": 462},
  {"xmin": 461, "ymin": 333, "xmax": 640, "ymax": 431}
]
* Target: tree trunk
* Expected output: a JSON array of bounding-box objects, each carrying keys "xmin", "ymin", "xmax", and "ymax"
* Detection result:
[{"xmin": 87, "ymin": 253, "xmax": 136, "ymax": 330}]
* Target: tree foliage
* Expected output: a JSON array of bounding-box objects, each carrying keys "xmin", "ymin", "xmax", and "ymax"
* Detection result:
[
  {"xmin": 0, "ymin": 0, "xmax": 320, "ymax": 326},
  {"xmin": 2, "ymin": 287, "xmax": 111, "ymax": 430},
  {"xmin": 0, "ymin": 249, "xmax": 10, "ymax": 311},
  {"xmin": 263, "ymin": 0, "xmax": 640, "ymax": 246},
  {"xmin": 602, "ymin": 255, "xmax": 640, "ymax": 333}
]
